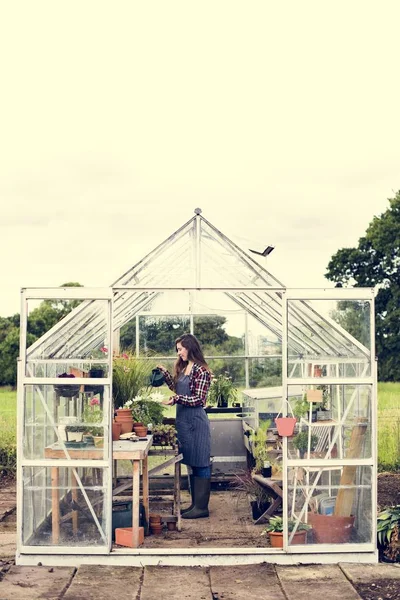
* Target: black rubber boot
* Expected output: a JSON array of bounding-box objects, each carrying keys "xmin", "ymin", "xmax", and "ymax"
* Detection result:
[
  {"xmin": 181, "ymin": 477, "xmax": 210, "ymax": 519},
  {"xmin": 181, "ymin": 474, "xmax": 195, "ymax": 515}
]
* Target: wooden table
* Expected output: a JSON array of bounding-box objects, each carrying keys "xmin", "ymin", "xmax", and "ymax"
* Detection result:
[
  {"xmin": 252, "ymin": 474, "xmax": 283, "ymax": 524},
  {"xmin": 44, "ymin": 437, "xmax": 153, "ymax": 548}
]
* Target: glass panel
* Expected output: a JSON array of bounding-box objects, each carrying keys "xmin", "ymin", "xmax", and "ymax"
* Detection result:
[
  {"xmin": 26, "ymin": 359, "xmax": 109, "ymax": 379},
  {"xmin": 287, "ymin": 465, "xmax": 373, "ymax": 546},
  {"xmin": 207, "ymin": 357, "xmax": 246, "ymax": 389},
  {"xmin": 26, "ymin": 298, "xmax": 110, "ymax": 367},
  {"xmin": 287, "ymin": 299, "xmax": 371, "ymax": 379},
  {"xmin": 195, "ymin": 314, "xmax": 245, "ymax": 357},
  {"xmin": 136, "ymin": 315, "xmax": 191, "ymax": 357},
  {"xmin": 22, "ymin": 466, "xmax": 108, "ymax": 547},
  {"xmin": 23, "ymin": 384, "xmax": 109, "ymax": 460},
  {"xmin": 288, "ymin": 385, "xmax": 372, "ymax": 460},
  {"xmin": 248, "ymin": 357, "xmax": 281, "ymax": 388}
]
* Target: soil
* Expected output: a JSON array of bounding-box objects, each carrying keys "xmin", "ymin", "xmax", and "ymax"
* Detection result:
[
  {"xmin": 353, "ymin": 579, "xmax": 400, "ymax": 600},
  {"xmin": 377, "ymin": 472, "xmax": 400, "ymax": 511}
]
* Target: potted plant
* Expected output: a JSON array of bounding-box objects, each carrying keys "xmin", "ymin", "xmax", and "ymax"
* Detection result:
[
  {"xmin": 207, "ymin": 372, "xmax": 238, "ymax": 408},
  {"xmin": 315, "ymin": 385, "xmax": 332, "ymax": 421},
  {"xmin": 293, "ymin": 431, "xmax": 318, "ymax": 458},
  {"xmin": 54, "ymin": 373, "xmax": 80, "ymax": 398},
  {"xmin": 65, "ymin": 425, "xmax": 87, "ymax": 443},
  {"xmin": 262, "ymin": 516, "xmax": 311, "ymax": 547},
  {"xmin": 377, "ymin": 504, "xmax": 400, "ymax": 562},
  {"xmin": 112, "ymin": 352, "xmax": 153, "ymax": 409},
  {"xmin": 232, "ymin": 470, "xmax": 272, "ymax": 521},
  {"xmin": 152, "ymin": 424, "xmax": 177, "ymax": 447}
]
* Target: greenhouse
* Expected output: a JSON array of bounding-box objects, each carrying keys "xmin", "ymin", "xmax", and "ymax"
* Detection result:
[{"xmin": 17, "ymin": 209, "xmax": 377, "ymax": 566}]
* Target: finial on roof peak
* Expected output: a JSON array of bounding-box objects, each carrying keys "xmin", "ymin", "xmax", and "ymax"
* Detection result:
[{"xmin": 194, "ymin": 208, "xmax": 202, "ymax": 215}]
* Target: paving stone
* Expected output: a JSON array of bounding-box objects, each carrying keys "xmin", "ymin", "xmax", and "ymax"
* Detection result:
[
  {"xmin": 63, "ymin": 565, "xmax": 142, "ymax": 600},
  {"xmin": 276, "ymin": 565, "xmax": 361, "ymax": 600},
  {"xmin": 340, "ymin": 562, "xmax": 400, "ymax": 583},
  {"xmin": 210, "ymin": 564, "xmax": 286, "ymax": 599},
  {"xmin": 0, "ymin": 565, "xmax": 74, "ymax": 599},
  {"xmin": 0, "ymin": 534, "xmax": 16, "ymax": 559},
  {"xmin": 141, "ymin": 566, "xmax": 211, "ymax": 600}
]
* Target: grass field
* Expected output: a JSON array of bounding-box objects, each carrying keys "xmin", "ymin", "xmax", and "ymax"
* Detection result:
[{"xmin": 1, "ymin": 383, "xmax": 399, "ymax": 472}]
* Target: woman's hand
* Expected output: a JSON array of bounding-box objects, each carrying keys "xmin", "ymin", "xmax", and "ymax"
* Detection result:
[{"xmin": 162, "ymin": 397, "xmax": 175, "ymax": 406}]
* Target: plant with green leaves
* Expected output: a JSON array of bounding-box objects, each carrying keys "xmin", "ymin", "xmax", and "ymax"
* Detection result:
[
  {"xmin": 152, "ymin": 424, "xmax": 177, "ymax": 446},
  {"xmin": 112, "ymin": 352, "xmax": 153, "ymax": 408},
  {"xmin": 264, "ymin": 516, "xmax": 311, "ymax": 533},
  {"xmin": 293, "ymin": 431, "xmax": 318, "ymax": 454},
  {"xmin": 250, "ymin": 420, "xmax": 271, "ymax": 473},
  {"xmin": 232, "ymin": 470, "xmax": 272, "ymax": 510},
  {"xmin": 377, "ymin": 505, "xmax": 400, "ymax": 562},
  {"xmin": 207, "ymin": 372, "xmax": 238, "ymax": 407}
]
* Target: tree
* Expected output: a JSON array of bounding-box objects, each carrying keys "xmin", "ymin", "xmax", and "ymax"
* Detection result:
[
  {"xmin": 0, "ymin": 283, "xmax": 83, "ymax": 387},
  {"xmin": 325, "ymin": 191, "xmax": 400, "ymax": 380}
]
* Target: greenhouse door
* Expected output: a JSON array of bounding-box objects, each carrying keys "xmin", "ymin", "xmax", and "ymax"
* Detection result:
[
  {"xmin": 282, "ymin": 288, "xmax": 377, "ymax": 558},
  {"xmin": 17, "ymin": 288, "xmax": 114, "ymax": 556}
]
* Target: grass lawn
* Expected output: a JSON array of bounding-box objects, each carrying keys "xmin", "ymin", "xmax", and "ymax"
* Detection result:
[{"xmin": 1, "ymin": 382, "xmax": 399, "ymax": 472}]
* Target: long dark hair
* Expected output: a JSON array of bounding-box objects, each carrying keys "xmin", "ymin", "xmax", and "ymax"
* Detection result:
[{"xmin": 173, "ymin": 333, "xmax": 209, "ymax": 382}]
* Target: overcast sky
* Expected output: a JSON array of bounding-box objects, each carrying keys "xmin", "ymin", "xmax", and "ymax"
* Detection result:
[{"xmin": 1, "ymin": 1, "xmax": 398, "ymax": 318}]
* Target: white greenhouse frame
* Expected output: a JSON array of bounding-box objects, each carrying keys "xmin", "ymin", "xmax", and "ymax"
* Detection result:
[{"xmin": 17, "ymin": 210, "xmax": 378, "ymax": 566}]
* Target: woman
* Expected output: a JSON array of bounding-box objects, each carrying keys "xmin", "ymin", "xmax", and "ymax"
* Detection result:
[{"xmin": 157, "ymin": 333, "xmax": 212, "ymax": 519}]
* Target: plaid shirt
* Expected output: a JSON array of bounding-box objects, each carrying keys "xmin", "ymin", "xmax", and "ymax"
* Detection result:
[{"xmin": 158, "ymin": 363, "xmax": 211, "ymax": 407}]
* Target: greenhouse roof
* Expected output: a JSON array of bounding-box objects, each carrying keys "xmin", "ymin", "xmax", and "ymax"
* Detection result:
[{"xmin": 27, "ymin": 209, "xmax": 370, "ymax": 360}]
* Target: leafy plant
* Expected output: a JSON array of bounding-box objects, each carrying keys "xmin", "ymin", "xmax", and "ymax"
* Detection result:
[
  {"xmin": 293, "ymin": 431, "xmax": 318, "ymax": 453},
  {"xmin": 207, "ymin": 372, "xmax": 238, "ymax": 407},
  {"xmin": 377, "ymin": 505, "xmax": 400, "ymax": 562},
  {"xmin": 264, "ymin": 516, "xmax": 311, "ymax": 533},
  {"xmin": 82, "ymin": 395, "xmax": 103, "ymax": 435},
  {"xmin": 250, "ymin": 420, "xmax": 271, "ymax": 473},
  {"xmin": 112, "ymin": 353, "xmax": 153, "ymax": 408},
  {"xmin": 152, "ymin": 424, "xmax": 177, "ymax": 447},
  {"xmin": 127, "ymin": 399, "xmax": 165, "ymax": 426},
  {"xmin": 232, "ymin": 470, "xmax": 272, "ymax": 509},
  {"xmin": 293, "ymin": 394, "xmax": 310, "ymax": 419}
]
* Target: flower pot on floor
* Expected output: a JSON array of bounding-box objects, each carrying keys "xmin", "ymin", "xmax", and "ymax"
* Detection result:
[
  {"xmin": 308, "ymin": 513, "xmax": 355, "ymax": 543},
  {"xmin": 268, "ymin": 530, "xmax": 307, "ymax": 548}
]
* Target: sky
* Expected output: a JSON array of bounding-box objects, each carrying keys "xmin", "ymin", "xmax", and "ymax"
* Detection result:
[{"xmin": 1, "ymin": 1, "xmax": 399, "ymax": 319}]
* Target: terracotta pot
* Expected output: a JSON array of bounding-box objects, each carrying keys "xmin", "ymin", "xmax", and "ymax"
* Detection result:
[
  {"xmin": 112, "ymin": 421, "xmax": 122, "ymax": 441},
  {"xmin": 149, "ymin": 513, "xmax": 162, "ymax": 523},
  {"xmin": 275, "ymin": 417, "xmax": 296, "ymax": 437},
  {"xmin": 115, "ymin": 409, "xmax": 134, "ymax": 434},
  {"xmin": 308, "ymin": 513, "xmax": 355, "ymax": 544},
  {"xmin": 150, "ymin": 524, "xmax": 163, "ymax": 535},
  {"xmin": 268, "ymin": 529, "xmax": 307, "ymax": 548},
  {"xmin": 134, "ymin": 426, "xmax": 148, "ymax": 437}
]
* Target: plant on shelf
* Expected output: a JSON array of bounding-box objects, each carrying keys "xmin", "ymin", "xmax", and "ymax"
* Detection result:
[
  {"xmin": 293, "ymin": 394, "xmax": 314, "ymax": 420},
  {"xmin": 292, "ymin": 431, "xmax": 319, "ymax": 458},
  {"xmin": 207, "ymin": 372, "xmax": 238, "ymax": 408},
  {"xmin": 377, "ymin": 504, "xmax": 400, "ymax": 563},
  {"xmin": 250, "ymin": 420, "xmax": 272, "ymax": 473},
  {"xmin": 65, "ymin": 424, "xmax": 87, "ymax": 442},
  {"xmin": 112, "ymin": 352, "xmax": 153, "ymax": 409},
  {"xmin": 87, "ymin": 346, "xmax": 108, "ymax": 376},
  {"xmin": 123, "ymin": 393, "xmax": 166, "ymax": 427},
  {"xmin": 82, "ymin": 395, "xmax": 103, "ymax": 436},
  {"xmin": 152, "ymin": 424, "xmax": 177, "ymax": 447}
]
